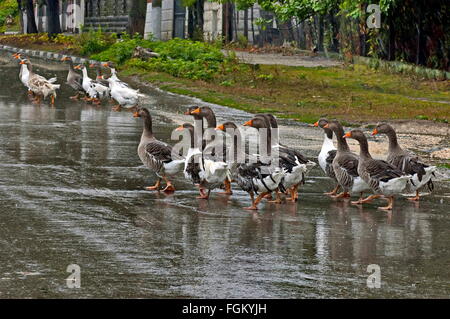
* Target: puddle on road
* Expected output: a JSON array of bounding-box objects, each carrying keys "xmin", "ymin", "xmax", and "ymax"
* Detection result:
[{"xmin": 0, "ymin": 53, "xmax": 449, "ymax": 298}]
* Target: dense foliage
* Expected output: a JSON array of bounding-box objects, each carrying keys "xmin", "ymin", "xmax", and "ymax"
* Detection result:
[
  {"xmin": 0, "ymin": 0, "xmax": 19, "ymax": 33},
  {"xmin": 92, "ymin": 36, "xmax": 227, "ymax": 80}
]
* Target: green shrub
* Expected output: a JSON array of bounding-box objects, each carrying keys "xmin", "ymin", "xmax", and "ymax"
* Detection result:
[
  {"xmin": 75, "ymin": 28, "xmax": 116, "ymax": 56},
  {"xmin": 0, "ymin": 0, "xmax": 18, "ymax": 28}
]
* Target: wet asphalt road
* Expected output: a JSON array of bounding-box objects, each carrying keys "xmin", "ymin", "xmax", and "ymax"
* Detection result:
[{"xmin": 0, "ymin": 53, "xmax": 449, "ymax": 298}]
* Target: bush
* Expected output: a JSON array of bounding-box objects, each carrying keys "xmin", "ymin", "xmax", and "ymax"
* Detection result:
[
  {"xmin": 0, "ymin": 0, "xmax": 18, "ymax": 29},
  {"xmin": 75, "ymin": 28, "xmax": 116, "ymax": 56},
  {"xmin": 93, "ymin": 37, "xmax": 226, "ymax": 81}
]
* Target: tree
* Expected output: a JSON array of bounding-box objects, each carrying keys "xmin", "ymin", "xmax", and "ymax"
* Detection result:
[
  {"xmin": 129, "ymin": 0, "xmax": 147, "ymax": 36},
  {"xmin": 22, "ymin": 0, "xmax": 38, "ymax": 33},
  {"xmin": 46, "ymin": 0, "xmax": 62, "ymax": 35}
]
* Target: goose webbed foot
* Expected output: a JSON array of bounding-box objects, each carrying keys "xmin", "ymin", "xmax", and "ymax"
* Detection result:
[
  {"xmin": 378, "ymin": 196, "xmax": 394, "ymax": 210},
  {"xmin": 145, "ymin": 179, "xmax": 161, "ymax": 191},
  {"xmin": 196, "ymin": 188, "xmax": 210, "ymax": 199},
  {"xmin": 331, "ymin": 191, "xmax": 350, "ymax": 199},
  {"xmin": 244, "ymin": 192, "xmax": 267, "ymax": 210},
  {"xmin": 219, "ymin": 179, "xmax": 233, "ymax": 195},
  {"xmin": 112, "ymin": 105, "xmax": 122, "ymax": 112},
  {"xmin": 324, "ymin": 185, "xmax": 340, "ymax": 196},
  {"xmin": 286, "ymin": 187, "xmax": 297, "ymax": 202},
  {"xmin": 407, "ymin": 191, "xmax": 420, "ymax": 201},
  {"xmin": 268, "ymin": 190, "xmax": 283, "ymax": 204},
  {"xmin": 162, "ymin": 184, "xmax": 175, "ymax": 193},
  {"xmin": 351, "ymin": 192, "xmax": 364, "ymax": 205},
  {"xmin": 359, "ymin": 194, "xmax": 382, "ymax": 204}
]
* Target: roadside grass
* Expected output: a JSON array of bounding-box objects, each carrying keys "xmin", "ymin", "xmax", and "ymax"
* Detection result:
[
  {"xmin": 121, "ymin": 63, "xmax": 450, "ymax": 124},
  {"xmin": 1, "ymin": 33, "xmax": 448, "ymax": 124}
]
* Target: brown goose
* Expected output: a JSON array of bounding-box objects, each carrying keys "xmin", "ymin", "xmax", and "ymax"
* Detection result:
[
  {"xmin": 372, "ymin": 123, "xmax": 436, "ymax": 201},
  {"xmin": 313, "ymin": 118, "xmax": 340, "ymax": 195},
  {"xmin": 133, "ymin": 108, "xmax": 185, "ymax": 192},
  {"xmin": 188, "ymin": 106, "xmax": 233, "ymax": 195},
  {"xmin": 323, "ymin": 121, "xmax": 370, "ymax": 203},
  {"xmin": 185, "ymin": 106, "xmax": 229, "ymax": 199},
  {"xmin": 243, "ymin": 117, "xmax": 309, "ymax": 203},
  {"xmin": 216, "ymin": 121, "xmax": 285, "ymax": 210},
  {"xmin": 344, "ymin": 129, "xmax": 410, "ymax": 210},
  {"xmin": 61, "ymin": 56, "xmax": 84, "ymax": 100},
  {"xmin": 253, "ymin": 113, "xmax": 316, "ymax": 201}
]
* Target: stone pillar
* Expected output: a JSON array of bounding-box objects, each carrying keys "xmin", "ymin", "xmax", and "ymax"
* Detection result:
[{"xmin": 145, "ymin": 0, "xmax": 161, "ymax": 40}]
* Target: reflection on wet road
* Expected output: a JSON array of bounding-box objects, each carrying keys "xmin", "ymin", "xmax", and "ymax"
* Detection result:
[{"xmin": 0, "ymin": 55, "xmax": 449, "ymax": 298}]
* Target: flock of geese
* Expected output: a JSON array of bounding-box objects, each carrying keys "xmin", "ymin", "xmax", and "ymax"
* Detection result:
[
  {"xmin": 134, "ymin": 106, "xmax": 437, "ymax": 211},
  {"xmin": 11, "ymin": 52, "xmax": 437, "ymax": 211},
  {"xmin": 12, "ymin": 53, "xmax": 142, "ymax": 111}
]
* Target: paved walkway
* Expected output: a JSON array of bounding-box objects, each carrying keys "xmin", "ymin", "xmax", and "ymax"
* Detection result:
[{"xmin": 224, "ymin": 50, "xmax": 342, "ymax": 67}]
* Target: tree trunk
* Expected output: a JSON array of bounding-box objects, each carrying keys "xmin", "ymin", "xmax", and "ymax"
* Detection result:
[
  {"xmin": 17, "ymin": 0, "xmax": 24, "ymax": 33},
  {"xmin": 388, "ymin": 13, "xmax": 395, "ymax": 61},
  {"xmin": 318, "ymin": 15, "xmax": 324, "ymax": 51},
  {"xmin": 47, "ymin": 0, "xmax": 62, "ymax": 36},
  {"xmin": 129, "ymin": 0, "xmax": 147, "ymax": 36},
  {"xmin": 243, "ymin": 8, "xmax": 248, "ymax": 39},
  {"xmin": 24, "ymin": 0, "xmax": 38, "ymax": 33}
]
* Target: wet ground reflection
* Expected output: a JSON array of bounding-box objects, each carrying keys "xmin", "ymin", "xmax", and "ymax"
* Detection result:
[{"xmin": 0, "ymin": 54, "xmax": 449, "ymax": 298}]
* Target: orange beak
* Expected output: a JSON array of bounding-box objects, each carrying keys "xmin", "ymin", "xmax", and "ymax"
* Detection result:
[
  {"xmin": 372, "ymin": 128, "xmax": 378, "ymax": 136},
  {"xmin": 19, "ymin": 60, "xmax": 26, "ymax": 64},
  {"xmin": 102, "ymin": 63, "xmax": 109, "ymax": 67},
  {"xmin": 175, "ymin": 125, "xmax": 185, "ymax": 131},
  {"xmin": 216, "ymin": 124, "xmax": 225, "ymax": 131},
  {"xmin": 343, "ymin": 132, "xmax": 352, "ymax": 138},
  {"xmin": 74, "ymin": 65, "xmax": 81, "ymax": 69},
  {"xmin": 60, "ymin": 57, "xmax": 68, "ymax": 61},
  {"xmin": 133, "ymin": 111, "xmax": 140, "ymax": 118},
  {"xmin": 190, "ymin": 107, "xmax": 201, "ymax": 114},
  {"xmin": 243, "ymin": 119, "xmax": 253, "ymax": 127},
  {"xmin": 97, "ymin": 76, "xmax": 103, "ymax": 80},
  {"xmin": 313, "ymin": 121, "xmax": 319, "ymax": 127},
  {"xmin": 323, "ymin": 123, "xmax": 329, "ymax": 128},
  {"xmin": 89, "ymin": 63, "xmax": 95, "ymax": 68}
]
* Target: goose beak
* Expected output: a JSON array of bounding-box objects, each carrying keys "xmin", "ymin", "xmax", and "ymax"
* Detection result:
[
  {"xmin": 19, "ymin": 60, "xmax": 26, "ymax": 64},
  {"xmin": 102, "ymin": 63, "xmax": 109, "ymax": 67},
  {"xmin": 372, "ymin": 128, "xmax": 378, "ymax": 136},
  {"xmin": 60, "ymin": 57, "xmax": 67, "ymax": 61},
  {"xmin": 323, "ymin": 123, "xmax": 329, "ymax": 128},
  {"xmin": 343, "ymin": 132, "xmax": 352, "ymax": 139},
  {"xmin": 243, "ymin": 119, "xmax": 253, "ymax": 127},
  {"xmin": 74, "ymin": 65, "xmax": 81, "ymax": 69},
  {"xmin": 96, "ymin": 76, "xmax": 103, "ymax": 80},
  {"xmin": 190, "ymin": 107, "xmax": 201, "ymax": 114},
  {"xmin": 216, "ymin": 124, "xmax": 225, "ymax": 131},
  {"xmin": 175, "ymin": 125, "xmax": 184, "ymax": 131},
  {"xmin": 133, "ymin": 111, "xmax": 140, "ymax": 118},
  {"xmin": 89, "ymin": 63, "xmax": 95, "ymax": 68},
  {"xmin": 313, "ymin": 121, "xmax": 319, "ymax": 127}
]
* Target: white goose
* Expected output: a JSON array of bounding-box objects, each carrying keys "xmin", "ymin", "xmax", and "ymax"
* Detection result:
[{"xmin": 75, "ymin": 64, "xmax": 109, "ymax": 104}]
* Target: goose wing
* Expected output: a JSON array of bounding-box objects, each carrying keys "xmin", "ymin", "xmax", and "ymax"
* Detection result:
[
  {"xmin": 365, "ymin": 159, "xmax": 403, "ymax": 182},
  {"xmin": 390, "ymin": 153, "xmax": 427, "ymax": 181},
  {"xmin": 336, "ymin": 153, "xmax": 359, "ymax": 177}
]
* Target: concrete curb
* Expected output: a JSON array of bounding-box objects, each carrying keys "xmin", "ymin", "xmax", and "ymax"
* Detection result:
[{"xmin": 0, "ymin": 44, "xmax": 102, "ymax": 65}]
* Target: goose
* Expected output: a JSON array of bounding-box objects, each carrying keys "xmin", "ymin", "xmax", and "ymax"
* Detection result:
[
  {"xmin": 13, "ymin": 53, "xmax": 32, "ymax": 94},
  {"xmin": 323, "ymin": 121, "xmax": 370, "ymax": 204},
  {"xmin": 343, "ymin": 129, "xmax": 411, "ymax": 210},
  {"xmin": 19, "ymin": 59, "xmax": 60, "ymax": 104},
  {"xmin": 184, "ymin": 107, "xmax": 229, "ymax": 199},
  {"xmin": 243, "ymin": 116, "xmax": 313, "ymax": 203},
  {"xmin": 188, "ymin": 106, "xmax": 233, "ymax": 195},
  {"xmin": 105, "ymin": 74, "xmax": 142, "ymax": 111},
  {"xmin": 102, "ymin": 62, "xmax": 129, "ymax": 88},
  {"xmin": 254, "ymin": 113, "xmax": 316, "ymax": 201},
  {"xmin": 216, "ymin": 121, "xmax": 285, "ymax": 210},
  {"xmin": 74, "ymin": 64, "xmax": 109, "ymax": 105},
  {"xmin": 90, "ymin": 62, "xmax": 110, "ymax": 88},
  {"xmin": 175, "ymin": 123, "xmax": 202, "ymax": 186},
  {"xmin": 60, "ymin": 56, "xmax": 84, "ymax": 100},
  {"xmin": 372, "ymin": 123, "xmax": 436, "ymax": 201},
  {"xmin": 133, "ymin": 107, "xmax": 185, "ymax": 192},
  {"xmin": 313, "ymin": 118, "xmax": 340, "ymax": 195}
]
